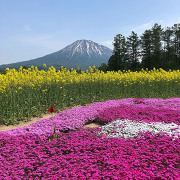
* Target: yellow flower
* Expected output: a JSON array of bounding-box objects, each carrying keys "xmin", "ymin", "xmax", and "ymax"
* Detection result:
[{"xmin": 43, "ymin": 64, "xmax": 47, "ymax": 69}]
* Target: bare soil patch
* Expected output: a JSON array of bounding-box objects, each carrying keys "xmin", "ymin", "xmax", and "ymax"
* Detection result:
[
  {"xmin": 0, "ymin": 113, "xmax": 57, "ymax": 132},
  {"xmin": 82, "ymin": 123, "xmax": 101, "ymax": 128}
]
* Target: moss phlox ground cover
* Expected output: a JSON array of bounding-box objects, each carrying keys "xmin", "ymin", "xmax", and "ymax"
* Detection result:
[{"xmin": 0, "ymin": 98, "xmax": 180, "ymax": 179}]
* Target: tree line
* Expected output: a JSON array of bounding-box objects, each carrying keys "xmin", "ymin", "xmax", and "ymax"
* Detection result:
[{"xmin": 99, "ymin": 23, "xmax": 180, "ymax": 72}]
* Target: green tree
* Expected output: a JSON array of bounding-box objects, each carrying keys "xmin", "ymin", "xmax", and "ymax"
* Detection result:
[
  {"xmin": 98, "ymin": 63, "xmax": 108, "ymax": 72},
  {"xmin": 22, "ymin": 65, "xmax": 28, "ymax": 69},
  {"xmin": 110, "ymin": 22, "xmax": 179, "ymax": 71},
  {"xmin": 108, "ymin": 54, "xmax": 117, "ymax": 71},
  {"xmin": 0, "ymin": 69, "xmax": 6, "ymax": 74},
  {"xmin": 172, "ymin": 23, "xmax": 180, "ymax": 69},
  {"xmin": 109, "ymin": 34, "xmax": 129, "ymax": 71},
  {"xmin": 127, "ymin": 31, "xmax": 141, "ymax": 71},
  {"xmin": 141, "ymin": 30, "xmax": 153, "ymax": 69},
  {"xmin": 151, "ymin": 23, "xmax": 163, "ymax": 68},
  {"xmin": 162, "ymin": 26, "xmax": 173, "ymax": 69}
]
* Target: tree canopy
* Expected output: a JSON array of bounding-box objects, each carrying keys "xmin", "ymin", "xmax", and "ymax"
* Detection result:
[{"xmin": 102, "ymin": 23, "xmax": 180, "ymax": 72}]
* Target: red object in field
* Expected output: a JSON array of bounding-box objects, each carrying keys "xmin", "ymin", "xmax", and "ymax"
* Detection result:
[{"xmin": 48, "ymin": 106, "xmax": 54, "ymax": 113}]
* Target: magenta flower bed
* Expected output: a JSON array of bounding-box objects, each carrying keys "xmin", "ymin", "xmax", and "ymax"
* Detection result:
[
  {"xmin": 95, "ymin": 104, "xmax": 180, "ymax": 125},
  {"xmin": 0, "ymin": 98, "xmax": 180, "ymax": 179}
]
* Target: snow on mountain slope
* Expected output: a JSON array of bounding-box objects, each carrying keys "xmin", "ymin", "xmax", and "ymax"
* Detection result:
[
  {"xmin": 0, "ymin": 40, "xmax": 113, "ymax": 70},
  {"xmin": 61, "ymin": 40, "xmax": 111, "ymax": 59}
]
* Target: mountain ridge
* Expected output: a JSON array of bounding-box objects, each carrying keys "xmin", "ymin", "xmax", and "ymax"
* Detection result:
[{"xmin": 0, "ymin": 40, "xmax": 112, "ymax": 70}]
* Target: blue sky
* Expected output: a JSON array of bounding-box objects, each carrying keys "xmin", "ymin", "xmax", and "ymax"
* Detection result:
[{"xmin": 0, "ymin": 0, "xmax": 180, "ymax": 65}]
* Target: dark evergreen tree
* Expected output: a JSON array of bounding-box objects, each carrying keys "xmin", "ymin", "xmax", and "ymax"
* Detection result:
[
  {"xmin": 151, "ymin": 23, "xmax": 163, "ymax": 68},
  {"xmin": 98, "ymin": 63, "xmax": 108, "ymax": 72},
  {"xmin": 0, "ymin": 69, "xmax": 6, "ymax": 74},
  {"xmin": 172, "ymin": 23, "xmax": 180, "ymax": 69},
  {"xmin": 127, "ymin": 31, "xmax": 141, "ymax": 71},
  {"xmin": 22, "ymin": 65, "xmax": 28, "ymax": 69},
  {"xmin": 108, "ymin": 54, "xmax": 117, "ymax": 71},
  {"xmin": 162, "ymin": 26, "xmax": 174, "ymax": 69},
  {"xmin": 140, "ymin": 30, "xmax": 153, "ymax": 69},
  {"xmin": 108, "ymin": 22, "xmax": 179, "ymax": 72},
  {"xmin": 109, "ymin": 34, "xmax": 128, "ymax": 71}
]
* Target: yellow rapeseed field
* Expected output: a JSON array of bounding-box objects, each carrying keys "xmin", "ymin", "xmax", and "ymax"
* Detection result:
[
  {"xmin": 1, "ymin": 66, "xmax": 180, "ymax": 93},
  {"xmin": 0, "ymin": 65, "xmax": 179, "ymax": 125}
]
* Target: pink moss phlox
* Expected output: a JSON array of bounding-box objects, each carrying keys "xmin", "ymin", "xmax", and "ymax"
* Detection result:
[
  {"xmin": 0, "ymin": 98, "xmax": 180, "ymax": 179},
  {"xmin": 0, "ymin": 98, "xmax": 136, "ymax": 136},
  {"xmin": 0, "ymin": 128, "xmax": 179, "ymax": 179},
  {"xmin": 1, "ymin": 98, "xmax": 179, "ymax": 137},
  {"xmin": 95, "ymin": 104, "xmax": 180, "ymax": 125}
]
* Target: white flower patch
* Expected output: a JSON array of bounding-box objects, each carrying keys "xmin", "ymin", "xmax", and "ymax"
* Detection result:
[{"xmin": 96, "ymin": 119, "xmax": 180, "ymax": 141}]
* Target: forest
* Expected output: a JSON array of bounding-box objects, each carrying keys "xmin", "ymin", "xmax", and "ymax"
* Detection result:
[{"xmin": 99, "ymin": 23, "xmax": 180, "ymax": 72}]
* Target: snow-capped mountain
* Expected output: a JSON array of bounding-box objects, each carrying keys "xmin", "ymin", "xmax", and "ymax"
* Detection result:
[
  {"xmin": 61, "ymin": 40, "xmax": 111, "ymax": 58},
  {"xmin": 1, "ymin": 40, "xmax": 112, "ymax": 70}
]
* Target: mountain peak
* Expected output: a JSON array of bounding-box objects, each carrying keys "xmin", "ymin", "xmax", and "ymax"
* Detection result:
[
  {"xmin": 62, "ymin": 39, "xmax": 111, "ymax": 59},
  {"xmin": 1, "ymin": 39, "xmax": 112, "ymax": 70}
]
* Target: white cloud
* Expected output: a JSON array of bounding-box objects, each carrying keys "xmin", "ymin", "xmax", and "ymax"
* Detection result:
[
  {"xmin": 132, "ymin": 20, "xmax": 155, "ymax": 35},
  {"xmin": 100, "ymin": 40, "xmax": 113, "ymax": 49},
  {"xmin": 131, "ymin": 18, "xmax": 180, "ymax": 36},
  {"xmin": 24, "ymin": 25, "xmax": 32, "ymax": 32},
  {"xmin": 158, "ymin": 18, "xmax": 180, "ymax": 28},
  {"xmin": 99, "ymin": 18, "xmax": 180, "ymax": 50}
]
